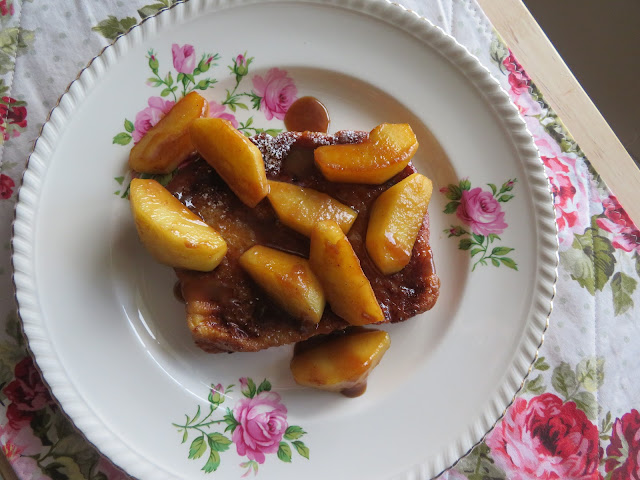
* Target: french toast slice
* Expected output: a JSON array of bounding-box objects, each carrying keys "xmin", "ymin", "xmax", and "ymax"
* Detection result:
[{"xmin": 167, "ymin": 131, "xmax": 440, "ymax": 353}]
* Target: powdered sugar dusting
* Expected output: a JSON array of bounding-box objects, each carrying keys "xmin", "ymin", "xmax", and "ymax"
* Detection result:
[{"xmin": 249, "ymin": 129, "xmax": 368, "ymax": 175}]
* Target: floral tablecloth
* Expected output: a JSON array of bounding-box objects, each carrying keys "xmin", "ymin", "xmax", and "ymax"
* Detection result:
[{"xmin": 1, "ymin": 0, "xmax": 639, "ymax": 479}]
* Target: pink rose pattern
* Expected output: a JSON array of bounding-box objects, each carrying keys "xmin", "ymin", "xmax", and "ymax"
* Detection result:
[
  {"xmin": 252, "ymin": 68, "xmax": 297, "ymax": 121},
  {"xmin": 132, "ymin": 96, "xmax": 174, "ymax": 143},
  {"xmin": 208, "ymin": 100, "xmax": 238, "ymax": 128},
  {"xmin": 171, "ymin": 43, "xmax": 196, "ymax": 74},
  {"xmin": 486, "ymin": 393, "xmax": 601, "ymax": 480},
  {"xmin": 442, "ymin": 178, "xmax": 518, "ymax": 271},
  {"xmin": 456, "ymin": 187, "xmax": 508, "ymax": 236},
  {"xmin": 232, "ymin": 391, "xmax": 288, "ymax": 464},
  {"xmin": 174, "ymin": 378, "xmax": 309, "ymax": 476}
]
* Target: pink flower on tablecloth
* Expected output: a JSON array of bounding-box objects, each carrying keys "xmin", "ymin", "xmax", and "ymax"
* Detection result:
[
  {"xmin": 486, "ymin": 393, "xmax": 601, "ymax": 480},
  {"xmin": 456, "ymin": 187, "xmax": 507, "ymax": 236},
  {"xmin": 171, "ymin": 43, "xmax": 196, "ymax": 74},
  {"xmin": 232, "ymin": 391, "xmax": 288, "ymax": 464},
  {"xmin": 132, "ymin": 96, "xmax": 175, "ymax": 143},
  {"xmin": 503, "ymin": 52, "xmax": 531, "ymax": 96},
  {"xmin": 604, "ymin": 409, "xmax": 640, "ymax": 480},
  {"xmin": 207, "ymin": 100, "xmax": 238, "ymax": 128},
  {"xmin": 596, "ymin": 195, "xmax": 640, "ymax": 254},
  {"xmin": 0, "ymin": 0, "xmax": 14, "ymax": 17},
  {"xmin": 0, "ymin": 425, "xmax": 50, "ymax": 480},
  {"xmin": 3, "ymin": 357, "xmax": 55, "ymax": 430},
  {"xmin": 1, "ymin": 173, "xmax": 15, "ymax": 199},
  {"xmin": 540, "ymin": 151, "xmax": 594, "ymax": 249},
  {"xmin": 252, "ymin": 68, "xmax": 297, "ymax": 121}
]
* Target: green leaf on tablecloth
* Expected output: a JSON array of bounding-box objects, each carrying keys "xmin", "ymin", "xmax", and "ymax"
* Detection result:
[
  {"xmin": 572, "ymin": 391, "xmax": 599, "ymax": 420},
  {"xmin": 569, "ymin": 227, "xmax": 616, "ymax": 294},
  {"xmin": 4, "ymin": 309, "xmax": 25, "ymax": 346},
  {"xmin": 50, "ymin": 432, "xmax": 100, "ymax": 478},
  {"xmin": 48, "ymin": 456, "xmax": 84, "ymax": 480},
  {"xmin": 454, "ymin": 441, "xmax": 507, "ymax": 480},
  {"xmin": 138, "ymin": 2, "xmax": 172, "ymax": 19},
  {"xmin": 534, "ymin": 356, "xmax": 550, "ymax": 371},
  {"xmin": 0, "ymin": 27, "xmax": 35, "ymax": 75},
  {"xmin": 551, "ymin": 362, "xmax": 578, "ymax": 401},
  {"xmin": 611, "ymin": 271, "xmax": 637, "ymax": 316},
  {"xmin": 91, "ymin": 16, "xmax": 138, "ymax": 41},
  {"xmin": 600, "ymin": 411, "xmax": 613, "ymax": 440},
  {"xmin": 576, "ymin": 357, "xmax": 605, "ymax": 392},
  {"xmin": 522, "ymin": 374, "xmax": 545, "ymax": 395},
  {"xmin": 30, "ymin": 409, "xmax": 54, "ymax": 446},
  {"xmin": 489, "ymin": 37, "xmax": 510, "ymax": 73}
]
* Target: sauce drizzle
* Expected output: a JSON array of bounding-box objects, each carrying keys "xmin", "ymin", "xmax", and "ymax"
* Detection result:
[{"xmin": 284, "ymin": 96, "xmax": 330, "ymax": 133}]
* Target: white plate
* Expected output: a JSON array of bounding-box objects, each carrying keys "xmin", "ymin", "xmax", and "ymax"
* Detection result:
[{"xmin": 12, "ymin": 0, "xmax": 557, "ymax": 479}]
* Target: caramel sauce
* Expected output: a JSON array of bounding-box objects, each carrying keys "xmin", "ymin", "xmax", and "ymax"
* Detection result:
[
  {"xmin": 341, "ymin": 383, "xmax": 367, "ymax": 398},
  {"xmin": 284, "ymin": 96, "xmax": 330, "ymax": 133}
]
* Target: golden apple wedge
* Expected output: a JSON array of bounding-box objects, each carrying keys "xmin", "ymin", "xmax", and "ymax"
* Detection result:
[
  {"xmin": 267, "ymin": 180, "xmax": 357, "ymax": 237},
  {"xmin": 239, "ymin": 246, "xmax": 325, "ymax": 324},
  {"xmin": 309, "ymin": 220, "xmax": 384, "ymax": 326},
  {"xmin": 129, "ymin": 91, "xmax": 208, "ymax": 174},
  {"xmin": 189, "ymin": 118, "xmax": 269, "ymax": 208},
  {"xmin": 314, "ymin": 123, "xmax": 418, "ymax": 184},
  {"xmin": 290, "ymin": 328, "xmax": 391, "ymax": 393},
  {"xmin": 366, "ymin": 173, "xmax": 433, "ymax": 274},
  {"xmin": 129, "ymin": 178, "xmax": 227, "ymax": 271}
]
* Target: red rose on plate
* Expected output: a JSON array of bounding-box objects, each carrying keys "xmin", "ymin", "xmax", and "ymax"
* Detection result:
[
  {"xmin": 3, "ymin": 357, "xmax": 55, "ymax": 429},
  {"xmin": 605, "ymin": 409, "xmax": 640, "ymax": 480},
  {"xmin": 486, "ymin": 393, "xmax": 601, "ymax": 480},
  {"xmin": 0, "ymin": 173, "xmax": 15, "ymax": 199}
]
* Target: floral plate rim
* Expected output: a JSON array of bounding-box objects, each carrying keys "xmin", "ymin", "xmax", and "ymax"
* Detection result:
[{"xmin": 11, "ymin": 0, "xmax": 559, "ymax": 478}]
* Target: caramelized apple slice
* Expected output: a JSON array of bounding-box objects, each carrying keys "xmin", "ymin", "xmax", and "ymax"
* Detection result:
[
  {"xmin": 268, "ymin": 180, "xmax": 357, "ymax": 237},
  {"xmin": 367, "ymin": 173, "xmax": 433, "ymax": 274},
  {"xmin": 129, "ymin": 91, "xmax": 208, "ymax": 174},
  {"xmin": 129, "ymin": 178, "xmax": 227, "ymax": 271},
  {"xmin": 309, "ymin": 220, "xmax": 384, "ymax": 325},
  {"xmin": 190, "ymin": 118, "xmax": 269, "ymax": 208},
  {"xmin": 239, "ymin": 246, "xmax": 325, "ymax": 324},
  {"xmin": 290, "ymin": 328, "xmax": 391, "ymax": 394},
  {"xmin": 314, "ymin": 123, "xmax": 418, "ymax": 184}
]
